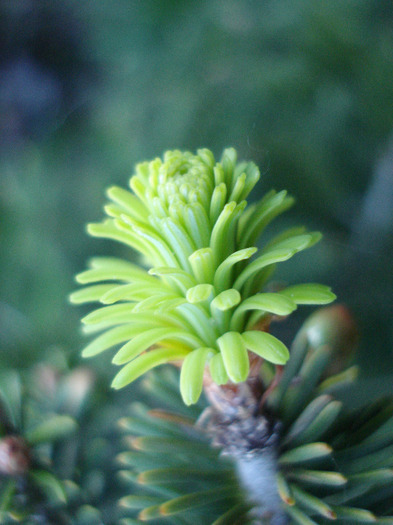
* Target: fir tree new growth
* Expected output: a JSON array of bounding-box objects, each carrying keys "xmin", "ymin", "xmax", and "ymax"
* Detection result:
[
  {"xmin": 67, "ymin": 147, "xmax": 392, "ymax": 523},
  {"xmin": 2, "ymin": 148, "xmax": 393, "ymax": 523},
  {"xmin": 70, "ymin": 147, "xmax": 335, "ymax": 404}
]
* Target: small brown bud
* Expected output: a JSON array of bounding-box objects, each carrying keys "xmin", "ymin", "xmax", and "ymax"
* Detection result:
[{"xmin": 0, "ymin": 436, "xmax": 30, "ymax": 476}]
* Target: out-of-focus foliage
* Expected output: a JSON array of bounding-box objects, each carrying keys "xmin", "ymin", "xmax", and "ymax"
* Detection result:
[
  {"xmin": 0, "ymin": 352, "xmax": 122, "ymax": 523},
  {"xmin": 0, "ymin": 0, "xmax": 392, "ymax": 422}
]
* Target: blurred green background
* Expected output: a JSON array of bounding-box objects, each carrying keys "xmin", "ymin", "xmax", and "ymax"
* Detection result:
[{"xmin": 1, "ymin": 0, "xmax": 392, "ymax": 395}]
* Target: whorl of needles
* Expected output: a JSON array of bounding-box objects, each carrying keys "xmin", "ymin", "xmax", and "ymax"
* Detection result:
[{"xmin": 71, "ymin": 148, "xmax": 335, "ymax": 404}]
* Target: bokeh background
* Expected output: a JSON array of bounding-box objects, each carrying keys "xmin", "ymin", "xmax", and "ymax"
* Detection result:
[{"xmin": 1, "ymin": 0, "xmax": 393, "ymax": 396}]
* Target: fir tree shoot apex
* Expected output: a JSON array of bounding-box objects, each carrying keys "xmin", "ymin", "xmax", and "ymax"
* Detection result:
[{"xmin": 71, "ymin": 148, "xmax": 335, "ymax": 404}]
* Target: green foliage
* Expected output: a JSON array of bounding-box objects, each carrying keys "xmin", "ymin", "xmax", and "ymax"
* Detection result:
[
  {"xmin": 1, "ymin": 2, "xmax": 393, "ymax": 523},
  {"xmin": 72, "ymin": 148, "xmax": 335, "ymax": 404},
  {"xmin": 117, "ymin": 367, "xmax": 249, "ymax": 524},
  {"xmin": 118, "ymin": 307, "xmax": 393, "ymax": 524},
  {"xmin": 0, "ymin": 360, "xmax": 120, "ymax": 524}
]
